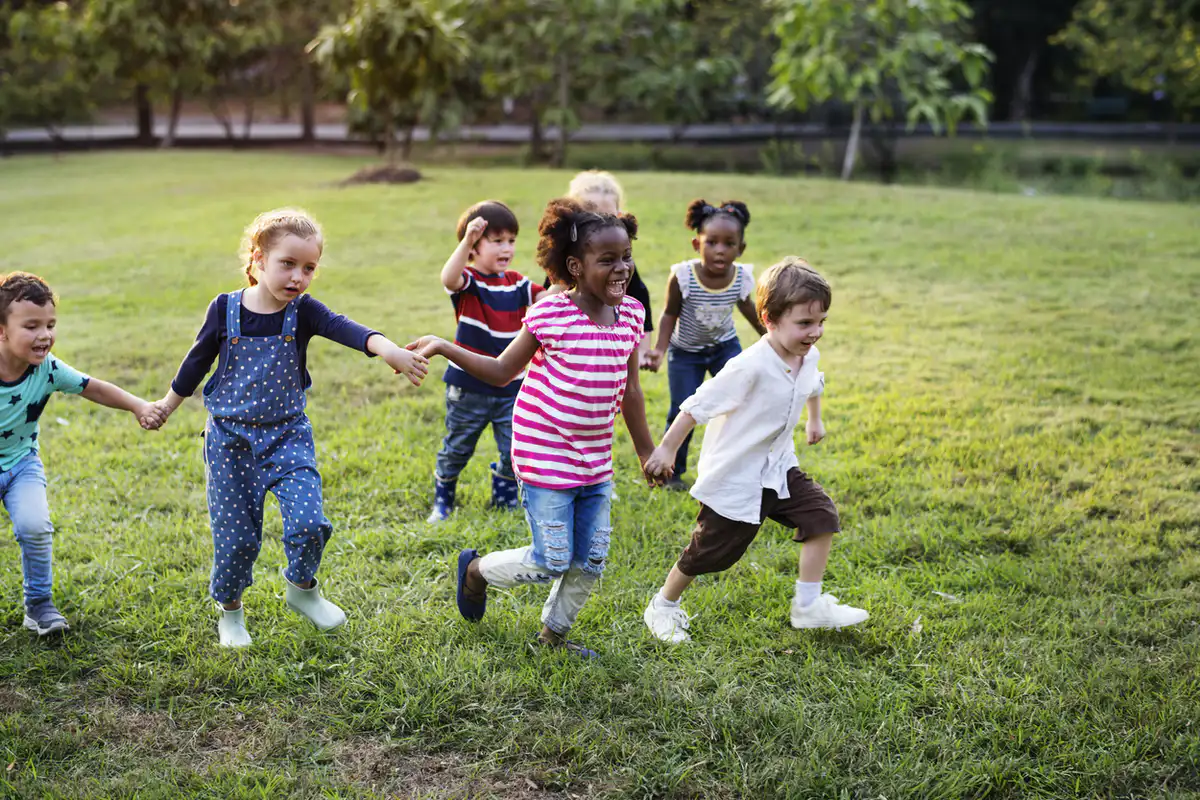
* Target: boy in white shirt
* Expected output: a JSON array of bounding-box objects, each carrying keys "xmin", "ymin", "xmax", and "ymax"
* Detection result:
[{"xmin": 641, "ymin": 257, "xmax": 868, "ymax": 643}]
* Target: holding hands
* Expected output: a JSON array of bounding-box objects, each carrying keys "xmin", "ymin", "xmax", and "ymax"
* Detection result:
[
  {"xmin": 641, "ymin": 445, "xmax": 674, "ymax": 487},
  {"xmin": 134, "ymin": 400, "xmax": 169, "ymax": 431}
]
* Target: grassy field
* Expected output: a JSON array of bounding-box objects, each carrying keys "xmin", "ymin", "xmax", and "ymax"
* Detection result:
[{"xmin": 0, "ymin": 151, "xmax": 1197, "ymax": 799}]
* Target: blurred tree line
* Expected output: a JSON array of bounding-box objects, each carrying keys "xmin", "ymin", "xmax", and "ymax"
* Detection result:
[{"xmin": 2, "ymin": 0, "xmax": 1197, "ymax": 176}]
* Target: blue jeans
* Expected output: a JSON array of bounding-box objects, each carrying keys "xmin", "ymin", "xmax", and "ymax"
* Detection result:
[
  {"xmin": 2, "ymin": 453, "xmax": 55, "ymax": 607},
  {"xmin": 477, "ymin": 480, "xmax": 613, "ymax": 634},
  {"xmin": 666, "ymin": 337, "xmax": 742, "ymax": 478},
  {"xmin": 435, "ymin": 386, "xmax": 516, "ymax": 482}
]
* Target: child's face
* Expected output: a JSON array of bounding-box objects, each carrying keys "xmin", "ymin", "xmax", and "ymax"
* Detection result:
[
  {"xmin": 472, "ymin": 228, "xmax": 516, "ymax": 274},
  {"xmin": 253, "ymin": 234, "xmax": 321, "ymax": 305},
  {"xmin": 0, "ymin": 300, "xmax": 57, "ymax": 366},
  {"xmin": 693, "ymin": 216, "xmax": 746, "ymax": 277},
  {"xmin": 569, "ymin": 226, "xmax": 634, "ymax": 306},
  {"xmin": 764, "ymin": 299, "xmax": 827, "ymax": 360}
]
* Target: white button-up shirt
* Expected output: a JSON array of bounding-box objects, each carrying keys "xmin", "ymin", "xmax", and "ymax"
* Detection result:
[{"xmin": 680, "ymin": 338, "xmax": 824, "ymax": 524}]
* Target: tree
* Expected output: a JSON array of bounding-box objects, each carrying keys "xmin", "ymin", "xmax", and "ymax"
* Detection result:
[
  {"xmin": 1052, "ymin": 0, "xmax": 1200, "ymax": 122},
  {"xmin": 0, "ymin": 2, "xmax": 104, "ymax": 146},
  {"xmin": 310, "ymin": 0, "xmax": 469, "ymax": 164},
  {"xmin": 768, "ymin": 0, "xmax": 994, "ymax": 180}
]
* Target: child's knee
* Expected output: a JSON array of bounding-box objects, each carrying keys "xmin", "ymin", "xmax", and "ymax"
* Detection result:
[
  {"xmin": 580, "ymin": 527, "xmax": 612, "ymax": 577},
  {"xmin": 536, "ymin": 520, "xmax": 571, "ymax": 575},
  {"xmin": 12, "ymin": 515, "xmax": 53, "ymax": 545}
]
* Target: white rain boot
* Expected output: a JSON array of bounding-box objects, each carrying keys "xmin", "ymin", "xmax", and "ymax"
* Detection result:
[
  {"xmin": 283, "ymin": 571, "xmax": 347, "ymax": 631},
  {"xmin": 217, "ymin": 604, "xmax": 252, "ymax": 648}
]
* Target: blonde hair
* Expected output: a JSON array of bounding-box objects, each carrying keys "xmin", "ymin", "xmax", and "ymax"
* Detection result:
[
  {"xmin": 566, "ymin": 170, "xmax": 624, "ymax": 213},
  {"xmin": 756, "ymin": 257, "xmax": 831, "ymax": 322},
  {"xmin": 240, "ymin": 208, "xmax": 323, "ymax": 286}
]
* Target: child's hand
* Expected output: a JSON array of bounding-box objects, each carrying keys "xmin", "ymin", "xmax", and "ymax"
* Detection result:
[
  {"xmin": 640, "ymin": 350, "xmax": 663, "ymax": 372},
  {"xmin": 405, "ymin": 335, "xmax": 446, "ymax": 361},
  {"xmin": 463, "ymin": 217, "xmax": 488, "ymax": 247},
  {"xmin": 642, "ymin": 446, "xmax": 675, "ymax": 485},
  {"xmin": 135, "ymin": 401, "xmax": 167, "ymax": 431},
  {"xmin": 806, "ymin": 417, "xmax": 825, "ymax": 445},
  {"xmin": 386, "ymin": 346, "xmax": 429, "ymax": 386}
]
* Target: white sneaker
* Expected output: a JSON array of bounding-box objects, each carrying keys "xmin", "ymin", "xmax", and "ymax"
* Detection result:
[
  {"xmin": 643, "ymin": 595, "xmax": 692, "ymax": 643},
  {"xmin": 283, "ymin": 571, "xmax": 347, "ymax": 631},
  {"xmin": 217, "ymin": 605, "xmax": 252, "ymax": 648},
  {"xmin": 790, "ymin": 593, "xmax": 869, "ymax": 630}
]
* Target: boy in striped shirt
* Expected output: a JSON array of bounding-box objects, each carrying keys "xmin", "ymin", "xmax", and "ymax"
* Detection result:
[{"xmin": 429, "ymin": 201, "xmax": 546, "ymax": 522}]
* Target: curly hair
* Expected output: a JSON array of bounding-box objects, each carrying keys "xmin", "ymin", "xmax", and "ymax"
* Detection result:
[
  {"xmin": 455, "ymin": 200, "xmax": 520, "ymax": 241},
  {"xmin": 535, "ymin": 197, "xmax": 638, "ymax": 288},
  {"xmin": 0, "ymin": 272, "xmax": 56, "ymax": 324},
  {"xmin": 240, "ymin": 208, "xmax": 323, "ymax": 286},
  {"xmin": 685, "ymin": 198, "xmax": 751, "ymax": 236}
]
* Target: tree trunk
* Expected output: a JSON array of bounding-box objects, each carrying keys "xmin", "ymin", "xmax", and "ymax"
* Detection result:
[
  {"xmin": 401, "ymin": 123, "xmax": 416, "ymax": 161},
  {"xmin": 209, "ymin": 94, "xmax": 235, "ymax": 140},
  {"xmin": 529, "ymin": 109, "xmax": 545, "ymax": 163},
  {"xmin": 242, "ymin": 95, "xmax": 256, "ymax": 140},
  {"xmin": 135, "ymin": 83, "xmax": 154, "ymax": 145},
  {"xmin": 160, "ymin": 85, "xmax": 184, "ymax": 149},
  {"xmin": 552, "ymin": 51, "xmax": 569, "ymax": 168},
  {"xmin": 299, "ymin": 60, "xmax": 316, "ymax": 142},
  {"xmin": 1008, "ymin": 46, "xmax": 1041, "ymax": 122},
  {"xmin": 841, "ymin": 101, "xmax": 863, "ymax": 181},
  {"xmin": 384, "ymin": 118, "xmax": 397, "ymax": 166}
]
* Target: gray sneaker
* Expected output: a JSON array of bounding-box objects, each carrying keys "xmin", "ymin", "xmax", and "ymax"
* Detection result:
[{"xmin": 23, "ymin": 598, "xmax": 69, "ymax": 636}]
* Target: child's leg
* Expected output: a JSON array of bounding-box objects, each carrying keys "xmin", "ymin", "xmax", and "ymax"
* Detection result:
[
  {"xmin": 487, "ymin": 397, "xmax": 519, "ymax": 509},
  {"xmin": 538, "ymin": 481, "xmax": 611, "ymax": 638},
  {"xmin": 265, "ymin": 420, "xmax": 333, "ymax": 590},
  {"xmin": 4, "ymin": 456, "xmax": 65, "ymax": 633},
  {"xmin": 666, "ymin": 348, "xmax": 708, "ymax": 480},
  {"xmin": 435, "ymin": 386, "xmax": 494, "ymax": 484},
  {"xmin": 206, "ymin": 422, "xmax": 267, "ymax": 609}
]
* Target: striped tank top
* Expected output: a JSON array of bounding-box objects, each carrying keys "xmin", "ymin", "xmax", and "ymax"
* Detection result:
[
  {"xmin": 512, "ymin": 293, "xmax": 645, "ymax": 489},
  {"xmin": 669, "ymin": 259, "xmax": 755, "ymax": 352}
]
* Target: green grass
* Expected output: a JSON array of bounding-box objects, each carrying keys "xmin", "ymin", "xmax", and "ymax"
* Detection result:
[{"xmin": 0, "ymin": 151, "xmax": 1198, "ymax": 799}]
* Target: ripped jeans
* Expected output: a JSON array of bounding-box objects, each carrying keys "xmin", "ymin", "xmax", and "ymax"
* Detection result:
[{"xmin": 477, "ymin": 480, "xmax": 612, "ymax": 635}]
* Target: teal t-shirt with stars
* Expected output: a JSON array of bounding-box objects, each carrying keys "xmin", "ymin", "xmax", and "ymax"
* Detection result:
[{"xmin": 0, "ymin": 354, "xmax": 90, "ymax": 472}]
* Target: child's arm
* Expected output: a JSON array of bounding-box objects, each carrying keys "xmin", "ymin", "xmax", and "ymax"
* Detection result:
[
  {"xmin": 408, "ymin": 328, "xmax": 539, "ymax": 387},
  {"xmin": 81, "ymin": 379, "xmax": 165, "ymax": 430},
  {"xmin": 642, "ymin": 274, "xmax": 682, "ymax": 372},
  {"xmin": 805, "ymin": 394, "xmax": 825, "ymax": 444},
  {"xmin": 642, "ymin": 411, "xmax": 695, "ymax": 481},
  {"xmin": 737, "ymin": 297, "xmax": 768, "ymax": 336},
  {"xmin": 441, "ymin": 217, "xmax": 488, "ymax": 292},
  {"xmin": 619, "ymin": 350, "xmax": 658, "ymax": 481},
  {"xmin": 368, "ymin": 334, "xmax": 429, "ymax": 386}
]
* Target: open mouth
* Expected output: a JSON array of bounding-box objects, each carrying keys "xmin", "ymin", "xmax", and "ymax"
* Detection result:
[
  {"xmin": 31, "ymin": 345, "xmax": 50, "ymax": 358},
  {"xmin": 284, "ymin": 287, "xmax": 301, "ymax": 295}
]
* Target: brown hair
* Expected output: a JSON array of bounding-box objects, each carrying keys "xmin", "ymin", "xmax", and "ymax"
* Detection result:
[
  {"xmin": 756, "ymin": 257, "xmax": 831, "ymax": 322},
  {"xmin": 240, "ymin": 208, "xmax": 323, "ymax": 286},
  {"xmin": 0, "ymin": 272, "xmax": 57, "ymax": 324},
  {"xmin": 535, "ymin": 197, "xmax": 638, "ymax": 288},
  {"xmin": 456, "ymin": 200, "xmax": 519, "ymax": 241}
]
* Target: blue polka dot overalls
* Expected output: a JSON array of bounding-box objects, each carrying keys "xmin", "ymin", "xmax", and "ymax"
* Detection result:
[{"xmin": 203, "ymin": 289, "xmax": 332, "ymax": 604}]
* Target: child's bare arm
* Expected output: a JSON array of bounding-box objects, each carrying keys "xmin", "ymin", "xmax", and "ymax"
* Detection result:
[
  {"xmin": 368, "ymin": 333, "xmax": 429, "ymax": 386},
  {"xmin": 82, "ymin": 378, "xmax": 164, "ymax": 430},
  {"xmin": 644, "ymin": 275, "xmax": 682, "ymax": 371},
  {"xmin": 805, "ymin": 394, "xmax": 825, "ymax": 444},
  {"xmin": 409, "ymin": 328, "xmax": 539, "ymax": 387},
  {"xmin": 619, "ymin": 351, "xmax": 656, "ymax": 468},
  {"xmin": 441, "ymin": 217, "xmax": 487, "ymax": 292},
  {"xmin": 737, "ymin": 296, "xmax": 767, "ymax": 335},
  {"xmin": 643, "ymin": 411, "xmax": 695, "ymax": 480}
]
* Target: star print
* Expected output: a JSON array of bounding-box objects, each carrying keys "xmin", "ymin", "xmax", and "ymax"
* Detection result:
[
  {"xmin": 8, "ymin": 395, "xmax": 20, "ymax": 405},
  {"xmin": 25, "ymin": 395, "xmax": 49, "ymax": 424},
  {"xmin": 0, "ymin": 430, "xmax": 13, "ymax": 439}
]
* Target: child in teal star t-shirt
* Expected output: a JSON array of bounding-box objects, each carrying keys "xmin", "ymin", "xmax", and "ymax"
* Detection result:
[{"xmin": 0, "ymin": 273, "xmax": 165, "ymax": 636}]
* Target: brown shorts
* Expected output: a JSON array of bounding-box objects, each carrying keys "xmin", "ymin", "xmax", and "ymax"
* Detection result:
[{"xmin": 676, "ymin": 468, "xmax": 840, "ymax": 577}]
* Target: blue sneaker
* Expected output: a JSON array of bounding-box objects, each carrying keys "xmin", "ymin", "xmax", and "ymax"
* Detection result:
[
  {"xmin": 23, "ymin": 598, "xmax": 69, "ymax": 636},
  {"xmin": 456, "ymin": 548, "xmax": 486, "ymax": 622}
]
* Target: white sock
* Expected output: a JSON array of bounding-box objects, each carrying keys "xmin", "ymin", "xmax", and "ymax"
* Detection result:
[
  {"xmin": 654, "ymin": 590, "xmax": 681, "ymax": 608},
  {"xmin": 795, "ymin": 581, "xmax": 821, "ymax": 608}
]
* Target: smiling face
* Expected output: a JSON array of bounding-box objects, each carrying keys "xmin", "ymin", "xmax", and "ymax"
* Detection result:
[
  {"xmin": 764, "ymin": 299, "xmax": 827, "ymax": 360},
  {"xmin": 0, "ymin": 300, "xmax": 57, "ymax": 367},
  {"xmin": 693, "ymin": 215, "xmax": 746, "ymax": 279},
  {"xmin": 251, "ymin": 233, "xmax": 322, "ymax": 306},
  {"xmin": 568, "ymin": 225, "xmax": 634, "ymax": 306}
]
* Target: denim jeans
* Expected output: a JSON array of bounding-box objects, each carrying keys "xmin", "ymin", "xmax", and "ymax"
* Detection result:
[
  {"xmin": 1, "ymin": 453, "xmax": 55, "ymax": 607},
  {"xmin": 435, "ymin": 385, "xmax": 516, "ymax": 481},
  {"xmin": 666, "ymin": 337, "xmax": 742, "ymax": 478},
  {"xmin": 477, "ymin": 480, "xmax": 612, "ymax": 634}
]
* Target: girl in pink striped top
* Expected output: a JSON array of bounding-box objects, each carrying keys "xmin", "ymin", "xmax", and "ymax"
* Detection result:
[{"xmin": 410, "ymin": 198, "xmax": 657, "ymax": 657}]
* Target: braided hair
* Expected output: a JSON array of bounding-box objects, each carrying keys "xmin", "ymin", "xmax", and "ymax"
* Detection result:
[
  {"xmin": 684, "ymin": 198, "xmax": 751, "ymax": 237},
  {"xmin": 536, "ymin": 197, "xmax": 639, "ymax": 288}
]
